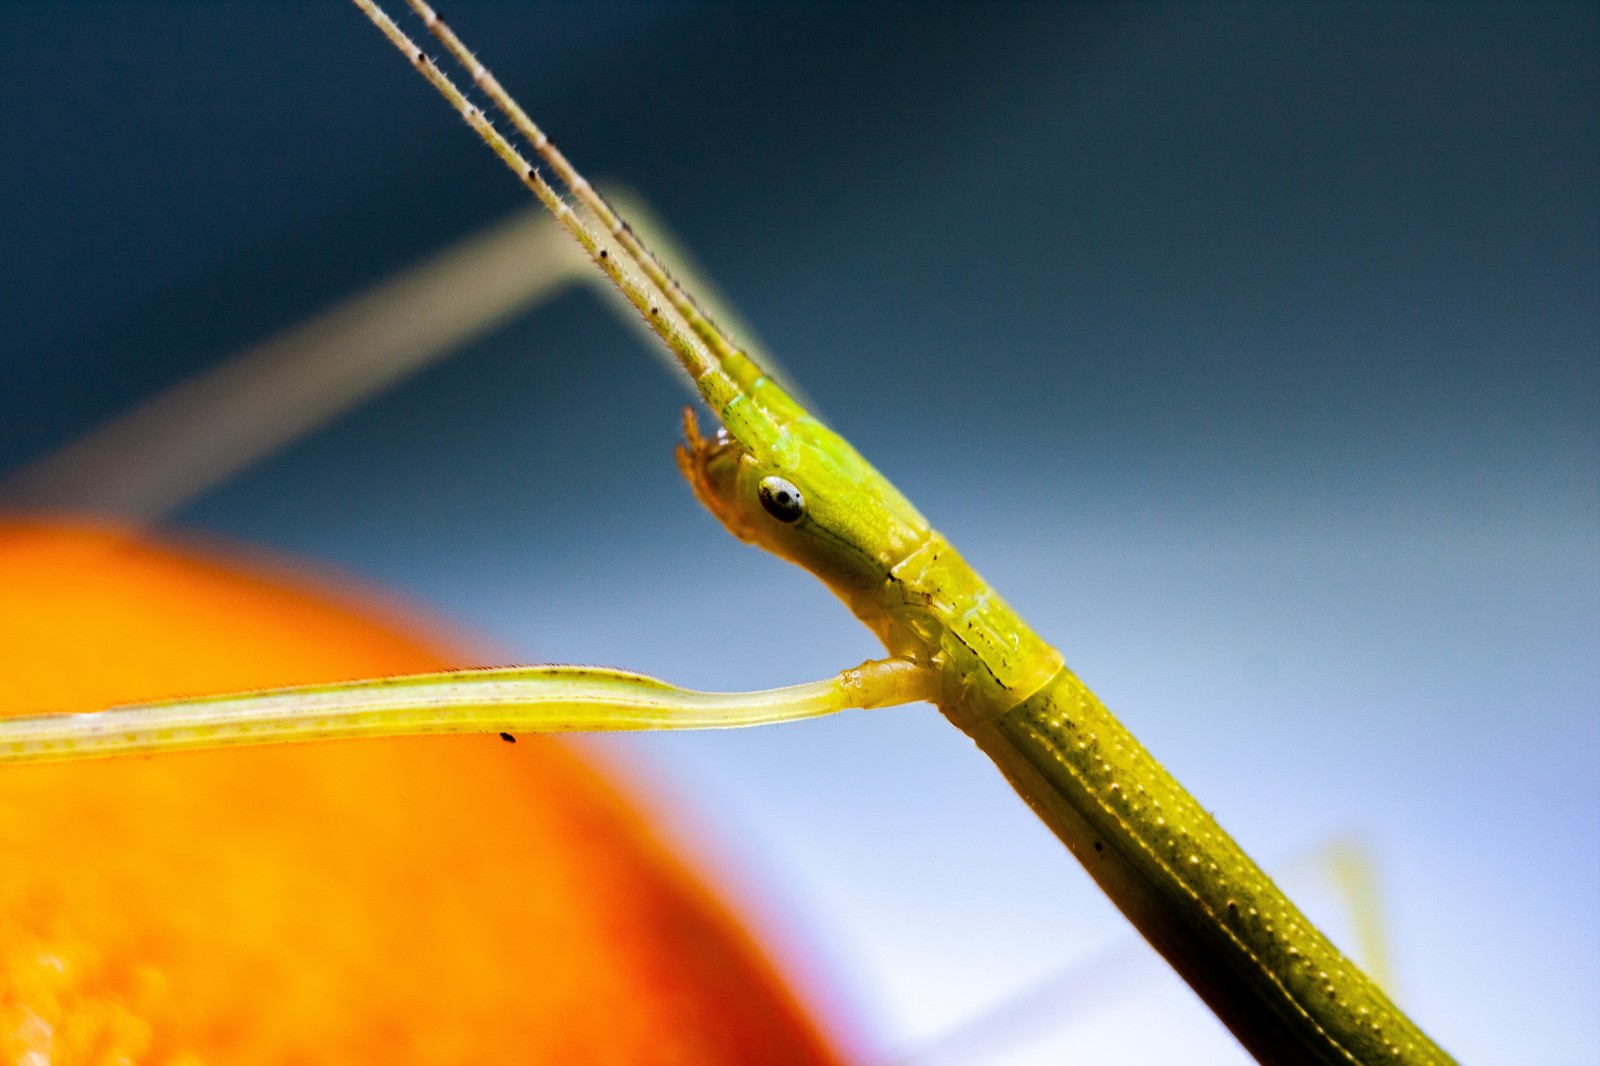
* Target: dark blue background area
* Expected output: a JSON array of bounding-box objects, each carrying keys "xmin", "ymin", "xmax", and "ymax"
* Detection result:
[
  {"xmin": 2, "ymin": 4, "xmax": 1595, "ymax": 1062},
  {"xmin": 5, "ymin": 4, "xmax": 1593, "ymax": 503}
]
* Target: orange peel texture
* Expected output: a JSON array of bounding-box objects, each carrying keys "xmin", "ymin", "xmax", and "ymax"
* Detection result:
[{"xmin": 0, "ymin": 519, "xmax": 844, "ymax": 1065}]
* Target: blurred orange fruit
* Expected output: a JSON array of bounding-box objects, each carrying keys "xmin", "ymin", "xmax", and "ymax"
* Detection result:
[{"xmin": 0, "ymin": 519, "xmax": 844, "ymax": 1064}]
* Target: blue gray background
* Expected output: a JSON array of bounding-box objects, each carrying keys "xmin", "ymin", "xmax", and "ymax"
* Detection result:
[{"xmin": 3, "ymin": 4, "xmax": 1596, "ymax": 1063}]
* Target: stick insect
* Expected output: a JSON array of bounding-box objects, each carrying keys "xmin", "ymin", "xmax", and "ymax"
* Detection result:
[
  {"xmin": 5, "ymin": 4, "xmax": 1595, "ymax": 1064},
  {"xmin": 0, "ymin": 3, "xmax": 1475, "ymax": 1064}
]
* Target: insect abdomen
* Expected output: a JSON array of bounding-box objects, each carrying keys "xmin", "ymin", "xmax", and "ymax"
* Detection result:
[{"xmin": 957, "ymin": 665, "xmax": 1455, "ymax": 1066}]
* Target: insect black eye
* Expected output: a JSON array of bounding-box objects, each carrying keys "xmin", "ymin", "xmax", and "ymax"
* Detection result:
[{"xmin": 757, "ymin": 476, "xmax": 805, "ymax": 523}]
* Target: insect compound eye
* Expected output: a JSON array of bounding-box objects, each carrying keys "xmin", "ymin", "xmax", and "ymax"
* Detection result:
[{"xmin": 757, "ymin": 476, "xmax": 806, "ymax": 524}]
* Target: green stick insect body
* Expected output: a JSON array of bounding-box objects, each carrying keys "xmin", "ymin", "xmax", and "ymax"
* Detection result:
[{"xmin": 0, "ymin": 4, "xmax": 1458, "ymax": 1064}]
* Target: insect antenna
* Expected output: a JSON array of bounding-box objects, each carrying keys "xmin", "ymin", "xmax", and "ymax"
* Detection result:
[
  {"xmin": 349, "ymin": 0, "xmax": 743, "ymax": 412},
  {"xmin": 399, "ymin": 0, "xmax": 765, "ymax": 396}
]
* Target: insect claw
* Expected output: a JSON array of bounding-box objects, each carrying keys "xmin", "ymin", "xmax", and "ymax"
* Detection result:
[
  {"xmin": 674, "ymin": 408, "xmax": 709, "ymax": 509},
  {"xmin": 680, "ymin": 406, "xmax": 703, "ymax": 450}
]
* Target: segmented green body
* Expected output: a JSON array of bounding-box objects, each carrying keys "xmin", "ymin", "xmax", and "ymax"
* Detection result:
[
  {"xmin": 965, "ymin": 663, "xmax": 1449, "ymax": 1065},
  {"xmin": 851, "ymin": 479, "xmax": 1446, "ymax": 1061}
]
